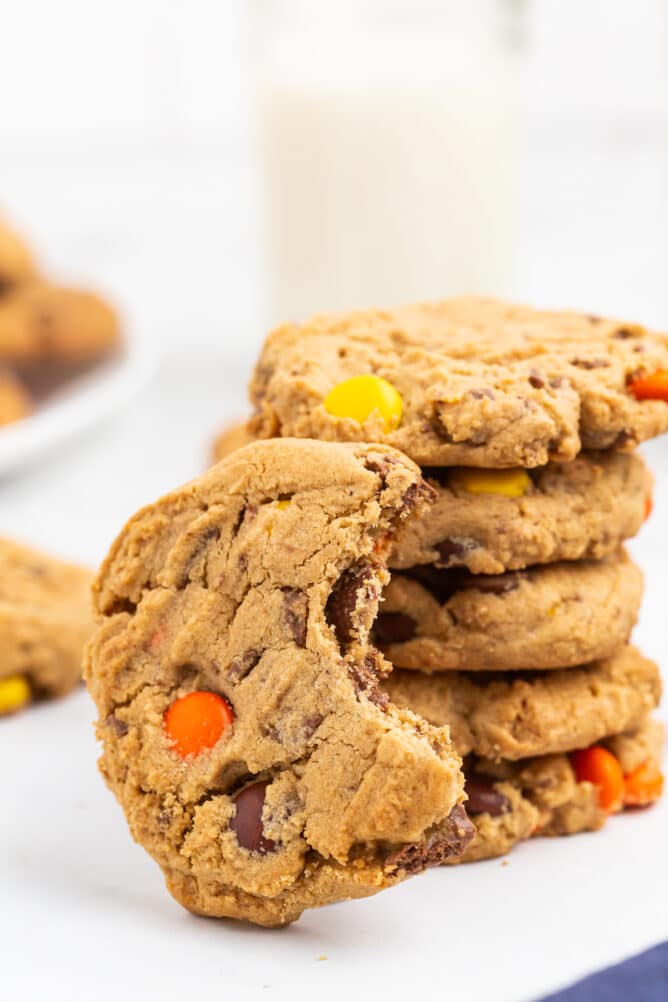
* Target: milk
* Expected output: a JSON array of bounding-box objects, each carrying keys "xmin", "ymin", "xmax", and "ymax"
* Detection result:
[{"xmin": 253, "ymin": 10, "xmax": 523, "ymax": 324}]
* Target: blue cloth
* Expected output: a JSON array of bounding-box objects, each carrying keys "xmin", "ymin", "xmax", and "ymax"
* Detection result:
[{"xmin": 540, "ymin": 942, "xmax": 668, "ymax": 1001}]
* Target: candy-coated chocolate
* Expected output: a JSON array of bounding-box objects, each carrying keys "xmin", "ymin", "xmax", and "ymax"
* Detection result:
[
  {"xmin": 0, "ymin": 674, "xmax": 31, "ymax": 715},
  {"xmin": 571, "ymin": 746, "xmax": 624, "ymax": 811},
  {"xmin": 624, "ymin": 761, "xmax": 664, "ymax": 806},
  {"xmin": 164, "ymin": 691, "xmax": 233, "ymax": 758},
  {"xmin": 451, "ymin": 467, "xmax": 531, "ymax": 498},
  {"xmin": 324, "ymin": 374, "xmax": 402, "ymax": 433},
  {"xmin": 628, "ymin": 369, "xmax": 668, "ymax": 402}
]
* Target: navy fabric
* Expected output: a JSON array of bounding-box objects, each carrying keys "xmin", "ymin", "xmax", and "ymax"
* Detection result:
[{"xmin": 540, "ymin": 941, "xmax": 668, "ymax": 1001}]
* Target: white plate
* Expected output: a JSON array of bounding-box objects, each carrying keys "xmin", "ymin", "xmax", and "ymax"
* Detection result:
[{"xmin": 0, "ymin": 339, "xmax": 153, "ymax": 478}]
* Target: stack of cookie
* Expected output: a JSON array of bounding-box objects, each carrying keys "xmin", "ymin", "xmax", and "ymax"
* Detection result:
[
  {"xmin": 0, "ymin": 218, "xmax": 121, "ymax": 428},
  {"xmin": 232, "ymin": 296, "xmax": 667, "ymax": 862}
]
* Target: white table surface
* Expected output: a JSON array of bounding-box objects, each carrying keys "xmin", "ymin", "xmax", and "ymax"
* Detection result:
[{"xmin": 1, "ymin": 354, "xmax": 667, "ymax": 1002}]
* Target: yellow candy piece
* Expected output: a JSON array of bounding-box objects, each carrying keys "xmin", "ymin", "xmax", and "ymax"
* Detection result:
[
  {"xmin": 324, "ymin": 375, "xmax": 403, "ymax": 434},
  {"xmin": 454, "ymin": 468, "xmax": 532, "ymax": 498},
  {"xmin": 276, "ymin": 499, "xmax": 291, "ymax": 511},
  {"xmin": 0, "ymin": 674, "xmax": 31, "ymax": 715}
]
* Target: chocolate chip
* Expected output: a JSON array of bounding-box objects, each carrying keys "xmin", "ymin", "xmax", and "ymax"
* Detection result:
[
  {"xmin": 549, "ymin": 376, "xmax": 564, "ymax": 389},
  {"xmin": 385, "ymin": 804, "xmax": 475, "ymax": 873},
  {"xmin": 465, "ymin": 775, "xmax": 511, "ymax": 817},
  {"xmin": 570, "ymin": 357, "xmax": 611, "ymax": 370},
  {"xmin": 528, "ymin": 369, "xmax": 545, "ymax": 389},
  {"xmin": 613, "ymin": 328, "xmax": 634, "ymax": 339},
  {"xmin": 348, "ymin": 653, "xmax": 390, "ymax": 708},
  {"xmin": 404, "ymin": 566, "xmax": 525, "ymax": 604},
  {"xmin": 227, "ymin": 648, "xmax": 262, "ymax": 682},
  {"xmin": 178, "ymin": 527, "xmax": 221, "ymax": 587},
  {"xmin": 105, "ymin": 714, "xmax": 128, "ymax": 737},
  {"xmin": 435, "ymin": 537, "xmax": 478, "ymax": 568},
  {"xmin": 401, "ymin": 479, "xmax": 437, "ymax": 517},
  {"xmin": 374, "ymin": 612, "xmax": 416, "ymax": 643},
  {"xmin": 282, "ymin": 589, "xmax": 308, "ymax": 647},
  {"xmin": 230, "ymin": 781, "xmax": 277, "ymax": 854},
  {"xmin": 326, "ymin": 564, "xmax": 380, "ymax": 646},
  {"xmin": 300, "ymin": 714, "xmax": 324, "ymax": 739},
  {"xmin": 469, "ymin": 388, "xmax": 495, "ymax": 400}
]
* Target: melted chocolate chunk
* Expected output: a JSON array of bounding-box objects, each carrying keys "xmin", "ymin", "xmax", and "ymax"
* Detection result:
[
  {"xmin": 282, "ymin": 589, "xmax": 308, "ymax": 647},
  {"xmin": 434, "ymin": 537, "xmax": 479, "ymax": 568},
  {"xmin": 528, "ymin": 369, "xmax": 545, "ymax": 389},
  {"xmin": 570, "ymin": 357, "xmax": 611, "ymax": 370},
  {"xmin": 326, "ymin": 564, "xmax": 379, "ymax": 646},
  {"xmin": 348, "ymin": 654, "xmax": 390, "ymax": 709},
  {"xmin": 374, "ymin": 612, "xmax": 416, "ymax": 644},
  {"xmin": 227, "ymin": 648, "xmax": 262, "ymax": 682},
  {"xmin": 230, "ymin": 781, "xmax": 277, "ymax": 854},
  {"xmin": 465, "ymin": 775, "xmax": 511, "ymax": 817},
  {"xmin": 385, "ymin": 804, "xmax": 475, "ymax": 873},
  {"xmin": 106, "ymin": 713, "xmax": 128, "ymax": 737},
  {"xmin": 613, "ymin": 328, "xmax": 635, "ymax": 339},
  {"xmin": 404, "ymin": 566, "xmax": 525, "ymax": 605}
]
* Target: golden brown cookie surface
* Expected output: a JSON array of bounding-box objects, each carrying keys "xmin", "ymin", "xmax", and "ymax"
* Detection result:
[
  {"xmin": 385, "ymin": 645, "xmax": 661, "ymax": 761},
  {"xmin": 250, "ymin": 297, "xmax": 668, "ymax": 468},
  {"xmin": 85, "ymin": 439, "xmax": 472, "ymax": 927},
  {"xmin": 376, "ymin": 549, "xmax": 643, "ymax": 671}
]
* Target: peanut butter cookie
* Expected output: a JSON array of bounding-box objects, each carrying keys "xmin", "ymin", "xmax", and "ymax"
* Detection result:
[
  {"xmin": 84, "ymin": 439, "xmax": 473, "ymax": 928},
  {"xmin": 250, "ymin": 297, "xmax": 668, "ymax": 468}
]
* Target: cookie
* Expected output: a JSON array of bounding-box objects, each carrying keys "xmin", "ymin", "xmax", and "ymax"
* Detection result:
[
  {"xmin": 84, "ymin": 439, "xmax": 474, "ymax": 928},
  {"xmin": 249, "ymin": 297, "xmax": 668, "ymax": 468},
  {"xmin": 392, "ymin": 451, "xmax": 651, "ymax": 574},
  {"xmin": 212, "ymin": 426, "xmax": 651, "ymax": 575},
  {"xmin": 457, "ymin": 717, "xmax": 665, "ymax": 863},
  {"xmin": 0, "ymin": 369, "xmax": 32, "ymax": 427},
  {"xmin": 376, "ymin": 549, "xmax": 643, "ymax": 671},
  {"xmin": 384, "ymin": 645, "xmax": 661, "ymax": 762},
  {"xmin": 0, "ymin": 538, "xmax": 93, "ymax": 713},
  {"xmin": 0, "ymin": 282, "xmax": 120, "ymax": 364},
  {"xmin": 0, "ymin": 221, "xmax": 36, "ymax": 294}
]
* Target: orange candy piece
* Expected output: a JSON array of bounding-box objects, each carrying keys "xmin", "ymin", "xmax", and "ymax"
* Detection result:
[
  {"xmin": 628, "ymin": 369, "xmax": 668, "ymax": 401},
  {"xmin": 624, "ymin": 761, "xmax": 664, "ymax": 807},
  {"xmin": 164, "ymin": 691, "xmax": 234, "ymax": 758},
  {"xmin": 644, "ymin": 494, "xmax": 654, "ymax": 522},
  {"xmin": 570, "ymin": 746, "xmax": 624, "ymax": 812}
]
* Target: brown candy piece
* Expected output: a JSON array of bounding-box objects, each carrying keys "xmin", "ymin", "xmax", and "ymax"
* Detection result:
[
  {"xmin": 465, "ymin": 775, "xmax": 511, "ymax": 818},
  {"xmin": 230, "ymin": 781, "xmax": 277, "ymax": 854}
]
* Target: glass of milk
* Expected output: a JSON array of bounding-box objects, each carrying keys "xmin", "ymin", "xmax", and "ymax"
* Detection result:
[{"xmin": 250, "ymin": 0, "xmax": 526, "ymax": 324}]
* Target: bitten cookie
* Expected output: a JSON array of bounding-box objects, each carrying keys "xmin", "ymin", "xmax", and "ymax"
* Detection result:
[
  {"xmin": 84, "ymin": 439, "xmax": 473, "ymax": 928},
  {"xmin": 458, "ymin": 717, "xmax": 665, "ymax": 863},
  {"xmin": 212, "ymin": 431, "xmax": 651, "ymax": 575},
  {"xmin": 376, "ymin": 549, "xmax": 643, "ymax": 671},
  {"xmin": 384, "ymin": 645, "xmax": 661, "ymax": 762},
  {"xmin": 0, "ymin": 282, "xmax": 120, "ymax": 364},
  {"xmin": 0, "ymin": 538, "xmax": 93, "ymax": 714},
  {"xmin": 0, "ymin": 220, "xmax": 36, "ymax": 294},
  {"xmin": 0, "ymin": 369, "xmax": 32, "ymax": 427},
  {"xmin": 249, "ymin": 297, "xmax": 668, "ymax": 468}
]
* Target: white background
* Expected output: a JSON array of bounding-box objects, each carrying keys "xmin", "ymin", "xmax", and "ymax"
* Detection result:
[{"xmin": 1, "ymin": 3, "xmax": 667, "ymax": 1000}]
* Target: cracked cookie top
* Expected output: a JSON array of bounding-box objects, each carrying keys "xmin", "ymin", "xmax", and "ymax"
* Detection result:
[
  {"xmin": 249, "ymin": 297, "xmax": 668, "ymax": 468},
  {"xmin": 84, "ymin": 438, "xmax": 471, "ymax": 927}
]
